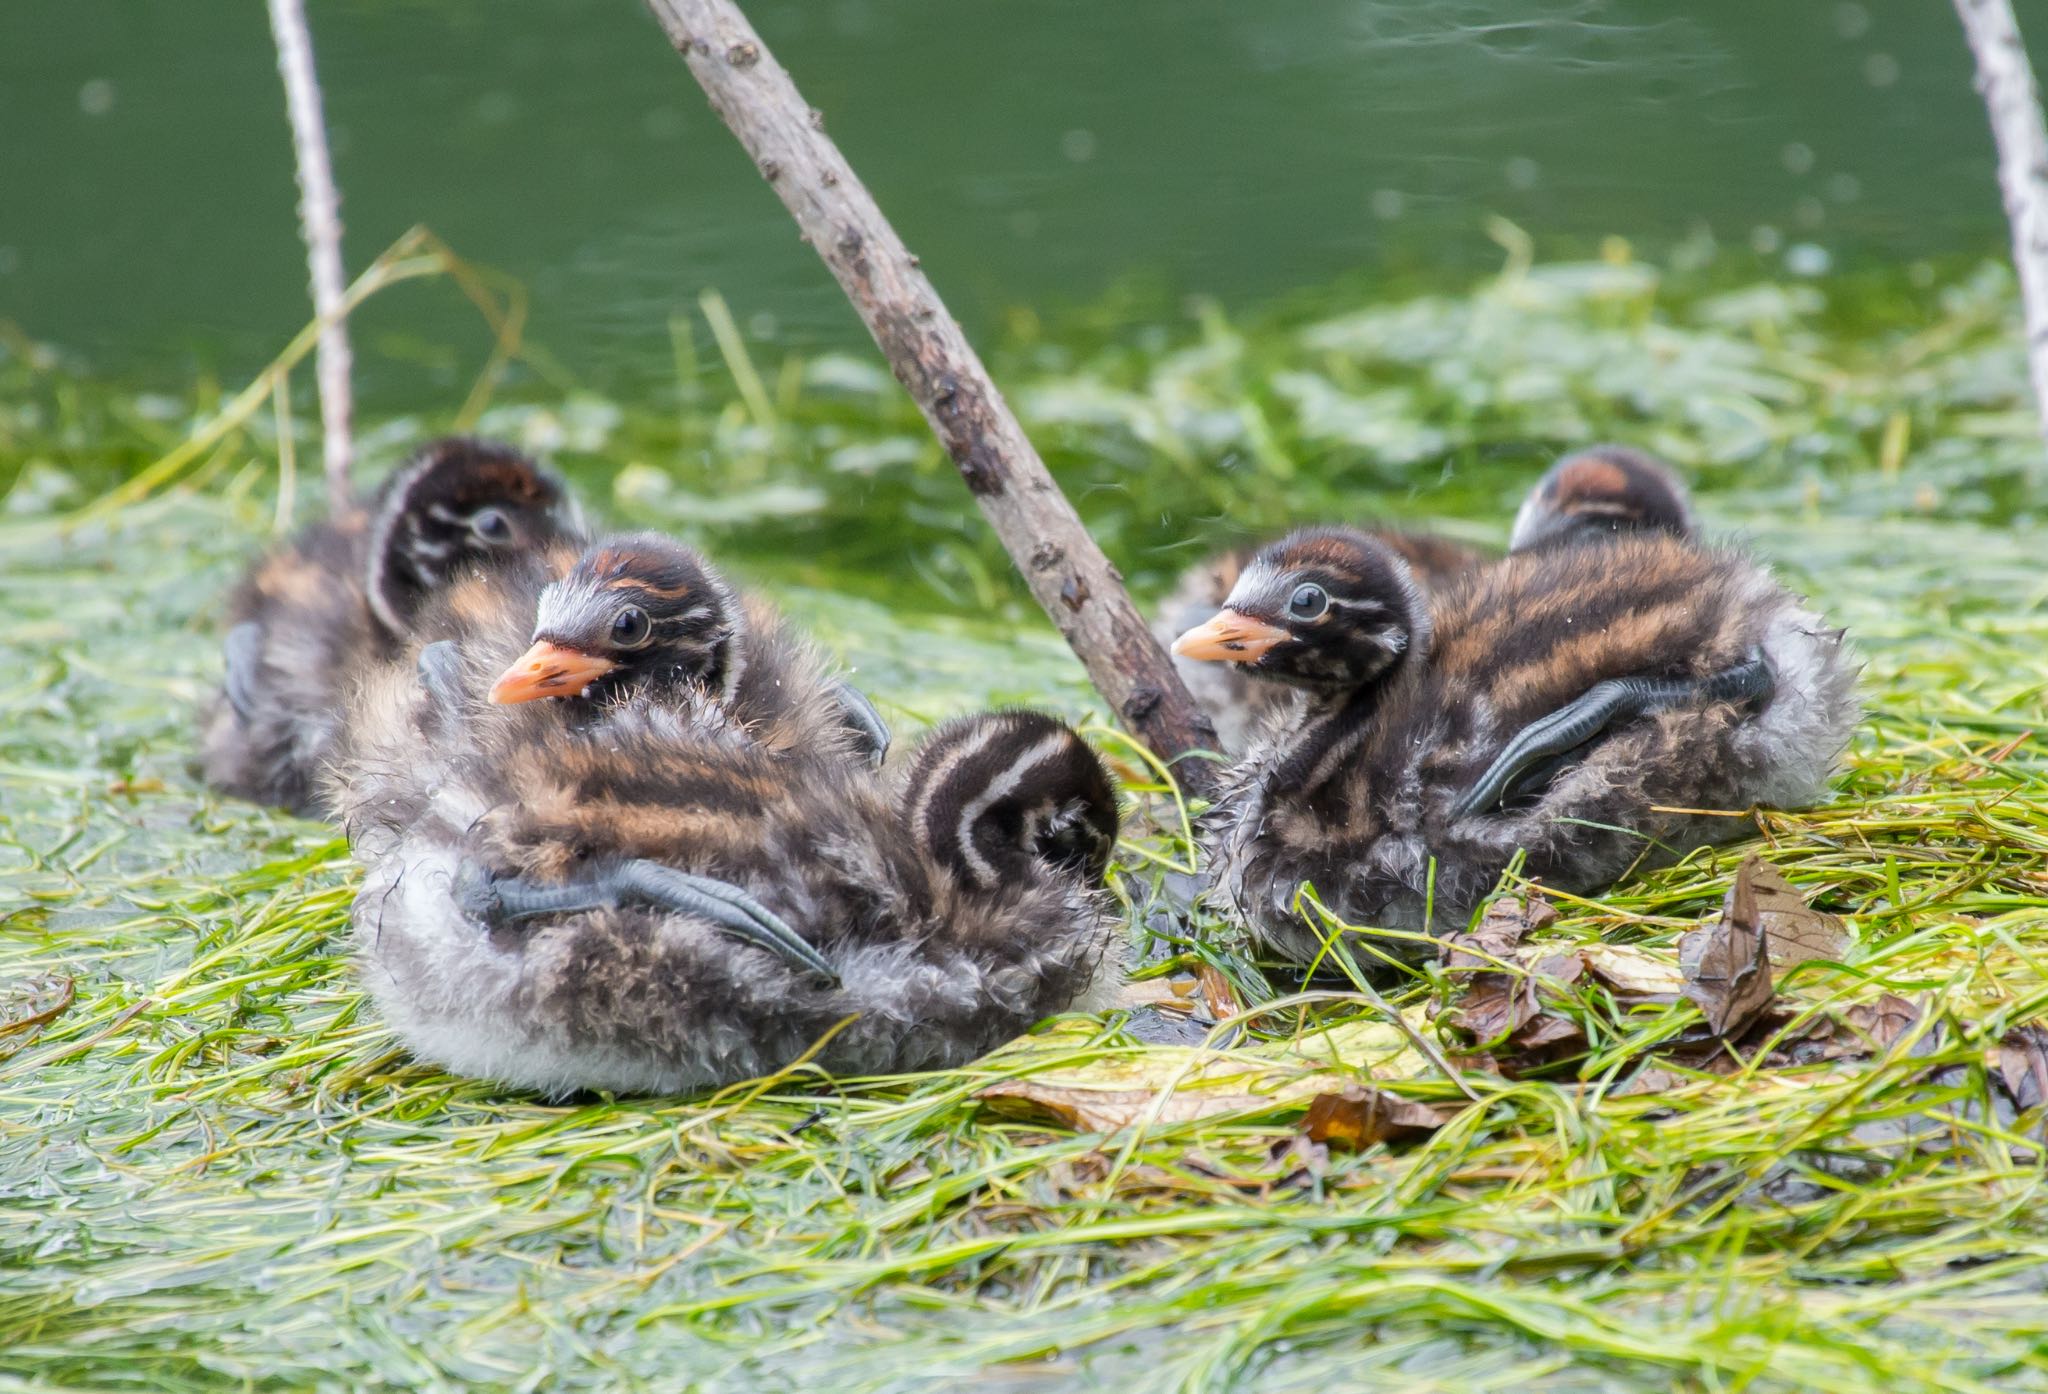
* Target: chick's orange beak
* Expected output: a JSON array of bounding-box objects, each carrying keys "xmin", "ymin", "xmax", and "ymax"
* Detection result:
[
  {"xmin": 1171, "ymin": 609, "xmax": 1291, "ymax": 664},
  {"xmin": 488, "ymin": 640, "xmax": 618, "ymax": 704}
]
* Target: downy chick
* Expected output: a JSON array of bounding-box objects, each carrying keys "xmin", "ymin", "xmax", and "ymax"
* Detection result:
[
  {"xmin": 1177, "ymin": 528, "xmax": 1859, "ymax": 967},
  {"xmin": 200, "ymin": 437, "xmax": 575, "ymax": 814},
  {"xmin": 1154, "ymin": 526, "xmax": 1486, "ymax": 755},
  {"xmin": 340, "ymin": 619, "xmax": 1121, "ymax": 1095}
]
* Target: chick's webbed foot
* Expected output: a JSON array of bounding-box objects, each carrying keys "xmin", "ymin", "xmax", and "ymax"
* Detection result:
[
  {"xmin": 415, "ymin": 640, "xmax": 468, "ymax": 731},
  {"xmin": 1452, "ymin": 650, "xmax": 1775, "ymax": 818},
  {"xmin": 223, "ymin": 622, "xmax": 265, "ymax": 724},
  {"xmin": 460, "ymin": 859, "xmax": 839, "ymax": 986},
  {"xmin": 830, "ymin": 680, "xmax": 891, "ymax": 767}
]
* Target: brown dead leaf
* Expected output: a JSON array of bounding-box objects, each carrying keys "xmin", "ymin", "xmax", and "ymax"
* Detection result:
[
  {"xmin": 1301, "ymin": 1085, "xmax": 1452, "ymax": 1150},
  {"xmin": 1510, "ymin": 1013, "xmax": 1586, "ymax": 1052},
  {"xmin": 1842, "ymin": 993, "xmax": 1921, "ymax": 1051},
  {"xmin": 977, "ymin": 1015, "xmax": 1432, "ymax": 1133},
  {"xmin": 1615, "ymin": 1066, "xmax": 1692, "ymax": 1097},
  {"xmin": 1996, "ymin": 1025, "xmax": 2048, "ymax": 1112},
  {"xmin": 1195, "ymin": 963, "xmax": 1243, "ymax": 1020},
  {"xmin": 1682, "ymin": 858, "xmax": 1777, "ymax": 1038},
  {"xmin": 1582, "ymin": 944, "xmax": 1686, "ymax": 1002},
  {"xmin": 979, "ymin": 1080, "xmax": 1278, "ymax": 1132},
  {"xmin": 1448, "ymin": 942, "xmax": 1588, "ymax": 1069},
  {"xmin": 1266, "ymin": 1134, "xmax": 1332, "ymax": 1191},
  {"xmin": 1116, "ymin": 976, "xmax": 1199, "ymax": 1013},
  {"xmin": 1446, "ymin": 892, "xmax": 1557, "ymax": 972},
  {"xmin": 1742, "ymin": 858, "xmax": 1850, "ymax": 967},
  {"xmin": 1453, "ymin": 975, "xmax": 1539, "ymax": 1043},
  {"xmin": 1446, "ymin": 896, "xmax": 1565, "ymax": 1046}
]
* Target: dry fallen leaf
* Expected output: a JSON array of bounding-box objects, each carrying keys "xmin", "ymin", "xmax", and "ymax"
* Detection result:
[
  {"xmin": 1195, "ymin": 963, "xmax": 1243, "ymax": 1020},
  {"xmin": 1448, "ymin": 950, "xmax": 1588, "ymax": 1066},
  {"xmin": 979, "ymin": 1080, "xmax": 1276, "ymax": 1132},
  {"xmin": 1116, "ymin": 976, "xmax": 1200, "ymax": 1013},
  {"xmin": 1445, "ymin": 893, "xmax": 1565, "ymax": 1048},
  {"xmin": 1510, "ymin": 1012, "xmax": 1586, "ymax": 1053},
  {"xmin": 1613, "ymin": 1064, "xmax": 1722, "ymax": 1097},
  {"xmin": 1582, "ymin": 944, "xmax": 1687, "ymax": 1002},
  {"xmin": 1742, "ymin": 858, "xmax": 1850, "ymax": 967},
  {"xmin": 1682, "ymin": 856, "xmax": 1849, "ymax": 974},
  {"xmin": 1682, "ymin": 857, "xmax": 1778, "ymax": 1038},
  {"xmin": 1301, "ymin": 1085, "xmax": 1452, "ymax": 1150},
  {"xmin": 977, "ymin": 1016, "xmax": 1432, "ymax": 1133},
  {"xmin": 1996, "ymin": 1025, "xmax": 2048, "ymax": 1112},
  {"xmin": 1452, "ymin": 974, "xmax": 1539, "ymax": 1044},
  {"xmin": 1446, "ymin": 892, "xmax": 1557, "ymax": 973},
  {"xmin": 1842, "ymin": 993, "xmax": 1922, "ymax": 1051}
]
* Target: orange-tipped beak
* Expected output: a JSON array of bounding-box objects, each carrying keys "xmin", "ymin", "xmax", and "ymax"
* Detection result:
[
  {"xmin": 1171, "ymin": 609, "xmax": 1291, "ymax": 664},
  {"xmin": 488, "ymin": 640, "xmax": 618, "ymax": 704}
]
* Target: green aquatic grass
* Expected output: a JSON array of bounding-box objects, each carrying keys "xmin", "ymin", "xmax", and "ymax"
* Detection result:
[{"xmin": 3, "ymin": 253, "xmax": 2048, "ymax": 1391}]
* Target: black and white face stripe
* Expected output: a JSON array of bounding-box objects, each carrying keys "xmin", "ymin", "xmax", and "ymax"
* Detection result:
[
  {"xmin": 1218, "ymin": 538, "xmax": 1428, "ymax": 694},
  {"xmin": 903, "ymin": 712, "xmax": 1120, "ymax": 893},
  {"xmin": 529, "ymin": 541, "xmax": 748, "ymax": 704},
  {"xmin": 362, "ymin": 440, "xmax": 573, "ymax": 636}
]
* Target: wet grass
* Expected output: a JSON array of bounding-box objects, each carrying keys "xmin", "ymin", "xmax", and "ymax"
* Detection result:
[{"xmin": 3, "ymin": 251, "xmax": 2048, "ymax": 1391}]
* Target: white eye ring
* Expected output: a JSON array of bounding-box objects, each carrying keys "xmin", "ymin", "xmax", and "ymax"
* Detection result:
[{"xmin": 1287, "ymin": 584, "xmax": 1329, "ymax": 621}]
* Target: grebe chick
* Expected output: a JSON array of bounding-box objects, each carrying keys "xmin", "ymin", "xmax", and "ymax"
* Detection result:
[
  {"xmin": 1156, "ymin": 526, "xmax": 1479, "ymax": 754},
  {"xmin": 1509, "ymin": 444, "xmax": 1696, "ymax": 553},
  {"xmin": 1182, "ymin": 531, "xmax": 1859, "ymax": 967},
  {"xmin": 200, "ymin": 437, "xmax": 576, "ymax": 814},
  {"xmin": 485, "ymin": 532, "xmax": 889, "ymax": 765},
  {"xmin": 341, "ymin": 637, "xmax": 1122, "ymax": 1095}
]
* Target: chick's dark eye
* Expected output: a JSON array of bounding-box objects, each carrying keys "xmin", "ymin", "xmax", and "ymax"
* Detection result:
[
  {"xmin": 610, "ymin": 606, "xmax": 651, "ymax": 648},
  {"xmin": 1287, "ymin": 584, "xmax": 1329, "ymax": 620},
  {"xmin": 470, "ymin": 507, "xmax": 514, "ymax": 545}
]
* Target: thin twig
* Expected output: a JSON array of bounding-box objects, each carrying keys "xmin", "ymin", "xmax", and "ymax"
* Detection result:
[
  {"xmin": 643, "ymin": 0, "xmax": 1221, "ymax": 788},
  {"xmin": 266, "ymin": 0, "xmax": 356, "ymax": 508},
  {"xmin": 1953, "ymin": 0, "xmax": 2048, "ymax": 469}
]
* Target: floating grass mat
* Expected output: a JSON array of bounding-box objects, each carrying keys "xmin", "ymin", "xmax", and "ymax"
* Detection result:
[{"xmin": 4, "ymin": 257, "xmax": 2048, "ymax": 1391}]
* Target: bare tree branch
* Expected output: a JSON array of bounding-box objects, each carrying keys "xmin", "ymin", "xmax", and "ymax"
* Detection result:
[
  {"xmin": 1953, "ymin": 0, "xmax": 2048, "ymax": 466},
  {"xmin": 266, "ymin": 0, "xmax": 356, "ymax": 509},
  {"xmin": 643, "ymin": 0, "xmax": 1220, "ymax": 787}
]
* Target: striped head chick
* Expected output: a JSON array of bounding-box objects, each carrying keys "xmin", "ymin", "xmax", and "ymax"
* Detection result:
[
  {"xmin": 1154, "ymin": 526, "xmax": 1485, "ymax": 756},
  {"xmin": 340, "ymin": 670, "xmax": 1122, "ymax": 1095},
  {"xmin": 1208, "ymin": 532, "xmax": 1860, "ymax": 967},
  {"xmin": 488, "ymin": 533, "xmax": 744, "ymax": 709},
  {"xmin": 1171, "ymin": 527, "xmax": 1429, "ymax": 702},
  {"xmin": 200, "ymin": 436, "xmax": 578, "ymax": 816},
  {"xmin": 900, "ymin": 710, "xmax": 1122, "ymax": 897},
  {"xmin": 365, "ymin": 437, "xmax": 580, "ymax": 637},
  {"xmin": 1508, "ymin": 444, "xmax": 1696, "ymax": 554}
]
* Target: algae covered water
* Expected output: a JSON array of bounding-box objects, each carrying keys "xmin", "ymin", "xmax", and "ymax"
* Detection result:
[
  {"xmin": 5, "ymin": 252, "xmax": 2048, "ymax": 1389},
  {"xmin": 6, "ymin": 1, "xmax": 2048, "ymax": 1385}
]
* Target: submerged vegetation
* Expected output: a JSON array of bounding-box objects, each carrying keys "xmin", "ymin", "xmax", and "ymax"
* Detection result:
[{"xmin": 4, "ymin": 250, "xmax": 2048, "ymax": 1390}]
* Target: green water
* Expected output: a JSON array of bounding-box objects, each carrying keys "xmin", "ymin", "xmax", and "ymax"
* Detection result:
[{"xmin": 0, "ymin": 0, "xmax": 2011, "ymax": 407}]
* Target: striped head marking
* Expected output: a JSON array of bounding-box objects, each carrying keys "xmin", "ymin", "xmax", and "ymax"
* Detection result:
[
  {"xmin": 1509, "ymin": 445, "xmax": 1696, "ymax": 553},
  {"xmin": 1173, "ymin": 526, "xmax": 1427, "ymax": 695},
  {"xmin": 489, "ymin": 533, "xmax": 745, "ymax": 706},
  {"xmin": 904, "ymin": 711, "xmax": 1120, "ymax": 892},
  {"xmin": 365, "ymin": 437, "xmax": 578, "ymax": 636}
]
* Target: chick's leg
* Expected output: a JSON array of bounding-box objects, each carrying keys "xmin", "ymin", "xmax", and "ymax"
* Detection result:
[
  {"xmin": 460, "ymin": 859, "xmax": 839, "ymax": 986},
  {"xmin": 1452, "ymin": 651, "xmax": 1775, "ymax": 817}
]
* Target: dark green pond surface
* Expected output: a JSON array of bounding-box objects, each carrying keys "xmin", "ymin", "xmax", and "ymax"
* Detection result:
[{"xmin": 0, "ymin": 0, "xmax": 2012, "ymax": 406}]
